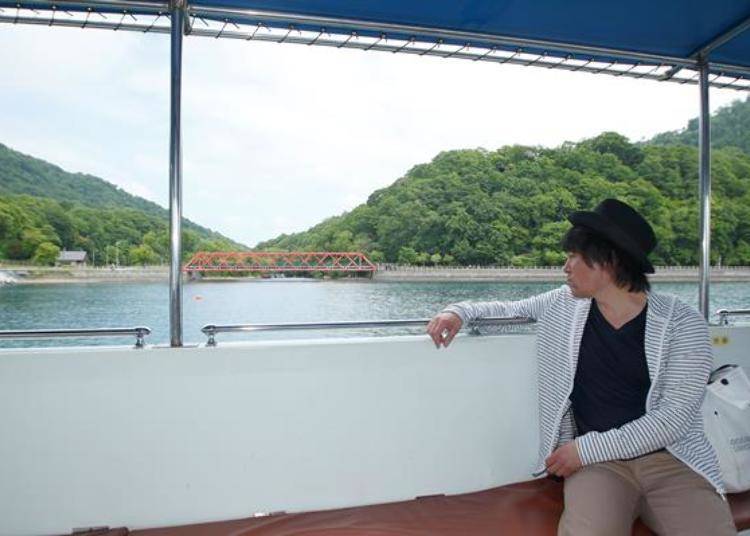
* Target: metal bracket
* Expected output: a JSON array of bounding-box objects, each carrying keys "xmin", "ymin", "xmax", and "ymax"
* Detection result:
[
  {"xmin": 715, "ymin": 308, "xmax": 750, "ymax": 326},
  {"xmin": 204, "ymin": 325, "xmax": 217, "ymax": 346},
  {"xmin": 134, "ymin": 327, "xmax": 149, "ymax": 348}
]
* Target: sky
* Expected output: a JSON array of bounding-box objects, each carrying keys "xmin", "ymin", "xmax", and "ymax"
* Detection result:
[{"xmin": 0, "ymin": 24, "xmax": 745, "ymax": 247}]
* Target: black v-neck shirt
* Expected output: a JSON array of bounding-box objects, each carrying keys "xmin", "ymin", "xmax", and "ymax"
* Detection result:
[{"xmin": 570, "ymin": 299, "xmax": 650, "ymax": 435}]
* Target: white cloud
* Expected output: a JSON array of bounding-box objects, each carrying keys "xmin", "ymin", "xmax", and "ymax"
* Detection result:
[{"xmin": 0, "ymin": 24, "xmax": 743, "ymax": 247}]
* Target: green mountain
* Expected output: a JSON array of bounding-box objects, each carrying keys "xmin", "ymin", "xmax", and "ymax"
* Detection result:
[
  {"xmin": 0, "ymin": 143, "xmax": 244, "ymax": 265},
  {"xmin": 257, "ymin": 130, "xmax": 750, "ymax": 266},
  {"xmin": 0, "ymin": 143, "xmax": 166, "ymax": 214},
  {"xmin": 8, "ymin": 94, "xmax": 750, "ymax": 268},
  {"xmin": 650, "ymin": 96, "xmax": 750, "ymax": 153}
]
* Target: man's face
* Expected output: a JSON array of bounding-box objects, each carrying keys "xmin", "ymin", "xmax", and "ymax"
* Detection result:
[{"xmin": 563, "ymin": 252, "xmax": 611, "ymax": 298}]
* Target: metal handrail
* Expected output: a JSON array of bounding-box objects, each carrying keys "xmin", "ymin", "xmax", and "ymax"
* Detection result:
[
  {"xmin": 0, "ymin": 327, "xmax": 152, "ymax": 349},
  {"xmin": 201, "ymin": 317, "xmax": 534, "ymax": 346},
  {"xmin": 716, "ymin": 309, "xmax": 750, "ymax": 326}
]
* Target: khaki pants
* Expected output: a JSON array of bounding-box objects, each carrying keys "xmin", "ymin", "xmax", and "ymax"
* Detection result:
[{"xmin": 558, "ymin": 450, "xmax": 737, "ymax": 536}]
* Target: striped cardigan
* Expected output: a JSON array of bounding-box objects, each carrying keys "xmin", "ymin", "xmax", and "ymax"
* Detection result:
[{"xmin": 444, "ymin": 285, "xmax": 724, "ymax": 493}]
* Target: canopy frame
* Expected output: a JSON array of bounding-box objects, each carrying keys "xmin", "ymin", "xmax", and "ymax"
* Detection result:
[{"xmin": 4, "ymin": 1, "xmax": 750, "ymax": 90}]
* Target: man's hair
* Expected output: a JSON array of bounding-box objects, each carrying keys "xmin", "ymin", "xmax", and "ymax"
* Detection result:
[{"xmin": 561, "ymin": 225, "xmax": 650, "ymax": 293}]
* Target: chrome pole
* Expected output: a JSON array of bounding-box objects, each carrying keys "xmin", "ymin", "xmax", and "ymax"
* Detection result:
[
  {"xmin": 169, "ymin": 0, "xmax": 184, "ymax": 346},
  {"xmin": 698, "ymin": 59, "xmax": 711, "ymax": 320}
]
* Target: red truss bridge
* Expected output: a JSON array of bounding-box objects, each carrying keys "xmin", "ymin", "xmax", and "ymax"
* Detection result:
[{"xmin": 183, "ymin": 251, "xmax": 377, "ymax": 274}]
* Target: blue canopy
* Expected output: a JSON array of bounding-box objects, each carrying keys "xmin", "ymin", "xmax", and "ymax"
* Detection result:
[
  {"xmin": 190, "ymin": 0, "xmax": 750, "ymax": 67},
  {"xmin": 3, "ymin": 0, "xmax": 750, "ymax": 79}
]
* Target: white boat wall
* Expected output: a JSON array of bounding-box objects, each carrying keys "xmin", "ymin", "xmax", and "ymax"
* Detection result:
[{"xmin": 1, "ymin": 326, "xmax": 748, "ymax": 535}]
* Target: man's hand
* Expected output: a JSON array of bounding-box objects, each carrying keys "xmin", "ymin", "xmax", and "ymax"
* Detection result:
[
  {"xmin": 545, "ymin": 441, "xmax": 583, "ymax": 478},
  {"xmin": 426, "ymin": 312, "xmax": 463, "ymax": 348}
]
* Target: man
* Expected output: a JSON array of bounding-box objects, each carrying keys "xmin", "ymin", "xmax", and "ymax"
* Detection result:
[{"xmin": 427, "ymin": 199, "xmax": 737, "ymax": 536}]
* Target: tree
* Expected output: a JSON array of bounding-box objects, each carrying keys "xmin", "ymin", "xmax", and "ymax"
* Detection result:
[
  {"xmin": 130, "ymin": 244, "xmax": 158, "ymax": 265},
  {"xmin": 415, "ymin": 252, "xmax": 431, "ymax": 265},
  {"xmin": 441, "ymin": 254, "xmax": 455, "ymax": 265},
  {"xmin": 115, "ymin": 240, "xmax": 131, "ymax": 265},
  {"xmin": 33, "ymin": 242, "xmax": 60, "ymax": 266},
  {"xmin": 20, "ymin": 228, "xmax": 47, "ymax": 258},
  {"xmin": 585, "ymin": 132, "xmax": 645, "ymax": 167},
  {"xmin": 330, "ymin": 230, "xmax": 355, "ymax": 252},
  {"xmin": 368, "ymin": 250, "xmax": 384, "ymax": 263},
  {"xmin": 511, "ymin": 254, "xmax": 536, "ymax": 267},
  {"xmin": 397, "ymin": 246, "xmax": 418, "ymax": 265},
  {"xmin": 143, "ymin": 230, "xmax": 169, "ymax": 259}
]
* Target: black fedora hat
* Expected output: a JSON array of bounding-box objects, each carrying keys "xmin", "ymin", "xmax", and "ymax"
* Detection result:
[{"xmin": 567, "ymin": 199, "xmax": 657, "ymax": 274}]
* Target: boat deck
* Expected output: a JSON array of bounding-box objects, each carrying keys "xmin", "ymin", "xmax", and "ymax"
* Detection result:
[
  {"xmin": 79, "ymin": 478, "xmax": 750, "ymax": 535},
  {"xmin": 3, "ymin": 332, "xmax": 748, "ymax": 534}
]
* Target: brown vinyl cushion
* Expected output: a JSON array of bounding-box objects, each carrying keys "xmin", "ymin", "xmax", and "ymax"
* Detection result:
[
  {"xmin": 80, "ymin": 479, "xmax": 750, "ymax": 536},
  {"xmin": 732, "ymin": 489, "xmax": 750, "ymax": 531}
]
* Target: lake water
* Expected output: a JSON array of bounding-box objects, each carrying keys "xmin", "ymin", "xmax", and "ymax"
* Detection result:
[{"xmin": 1, "ymin": 280, "xmax": 750, "ymax": 348}]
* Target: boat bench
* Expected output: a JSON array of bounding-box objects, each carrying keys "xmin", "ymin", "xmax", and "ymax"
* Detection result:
[{"xmin": 81, "ymin": 478, "xmax": 750, "ymax": 535}]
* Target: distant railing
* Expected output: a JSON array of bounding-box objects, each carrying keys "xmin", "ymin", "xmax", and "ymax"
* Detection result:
[
  {"xmin": 0, "ymin": 260, "xmax": 38, "ymax": 267},
  {"xmin": 716, "ymin": 309, "xmax": 750, "ymax": 326},
  {"xmin": 0, "ymin": 265, "xmax": 169, "ymax": 270},
  {"xmin": 0, "ymin": 327, "xmax": 152, "ymax": 348},
  {"xmin": 2, "ymin": 262, "xmax": 750, "ymax": 272},
  {"xmin": 201, "ymin": 317, "xmax": 534, "ymax": 346},
  {"xmin": 378, "ymin": 264, "xmax": 565, "ymax": 271},
  {"xmin": 377, "ymin": 264, "xmax": 750, "ymax": 272}
]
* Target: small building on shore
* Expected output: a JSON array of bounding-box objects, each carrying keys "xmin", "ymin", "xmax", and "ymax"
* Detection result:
[{"xmin": 57, "ymin": 250, "xmax": 88, "ymax": 267}]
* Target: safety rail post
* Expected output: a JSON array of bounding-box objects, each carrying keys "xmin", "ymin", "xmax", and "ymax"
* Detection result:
[
  {"xmin": 169, "ymin": 0, "xmax": 185, "ymax": 347},
  {"xmin": 0, "ymin": 327, "xmax": 152, "ymax": 349},
  {"xmin": 200, "ymin": 317, "xmax": 534, "ymax": 347},
  {"xmin": 716, "ymin": 309, "xmax": 750, "ymax": 326}
]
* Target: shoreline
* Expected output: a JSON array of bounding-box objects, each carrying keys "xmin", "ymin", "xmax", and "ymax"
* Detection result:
[
  {"xmin": 373, "ymin": 270, "xmax": 750, "ymax": 283},
  {"xmin": 3, "ymin": 266, "xmax": 750, "ymax": 284}
]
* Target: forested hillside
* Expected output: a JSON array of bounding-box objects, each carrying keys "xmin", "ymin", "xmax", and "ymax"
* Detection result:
[
  {"xmin": 258, "ymin": 132, "xmax": 750, "ymax": 266},
  {"xmin": 6, "ymin": 95, "xmax": 750, "ymax": 268},
  {"xmin": 650, "ymin": 96, "xmax": 750, "ymax": 153},
  {"xmin": 0, "ymin": 143, "xmax": 167, "ymax": 215},
  {"xmin": 0, "ymin": 144, "xmax": 243, "ymax": 265}
]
